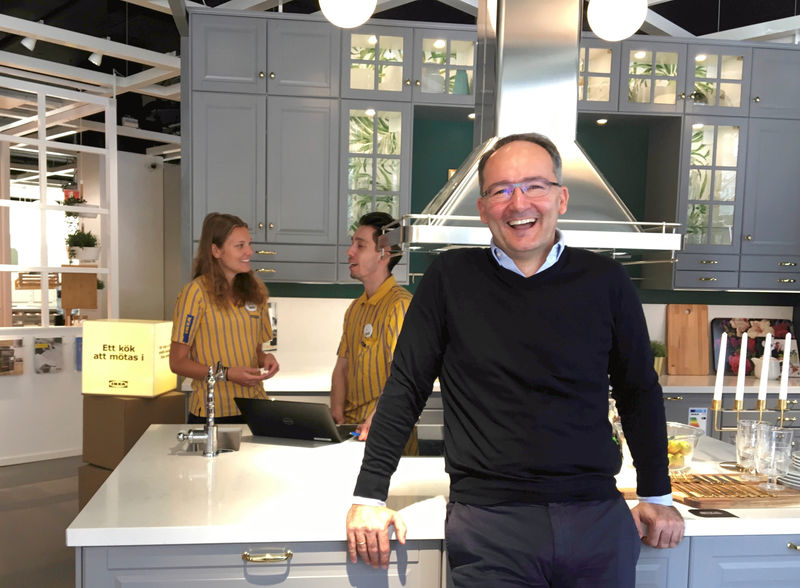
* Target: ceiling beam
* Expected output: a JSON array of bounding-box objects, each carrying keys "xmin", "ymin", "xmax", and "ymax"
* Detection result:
[
  {"xmin": 435, "ymin": 0, "xmax": 478, "ymax": 17},
  {"xmin": 217, "ymin": 0, "xmax": 295, "ymax": 10},
  {"xmin": 640, "ymin": 8, "xmax": 694, "ymax": 37},
  {"xmin": 701, "ymin": 15, "xmax": 800, "ymax": 42},
  {"xmin": 122, "ymin": 0, "xmax": 204, "ymax": 15},
  {"xmin": 167, "ymin": 0, "xmax": 189, "ymax": 36},
  {"xmin": 0, "ymin": 16, "xmax": 180, "ymax": 70}
]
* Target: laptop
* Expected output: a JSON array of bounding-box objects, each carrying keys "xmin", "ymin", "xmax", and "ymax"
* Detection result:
[{"xmin": 234, "ymin": 397, "xmax": 359, "ymax": 443}]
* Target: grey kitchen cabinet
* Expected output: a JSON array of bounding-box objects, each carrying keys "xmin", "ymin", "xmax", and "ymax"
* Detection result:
[
  {"xmin": 615, "ymin": 38, "xmax": 750, "ymax": 116},
  {"xmin": 663, "ymin": 393, "xmax": 714, "ymax": 436},
  {"xmin": 251, "ymin": 243, "xmax": 337, "ymax": 284},
  {"xmin": 341, "ymin": 24, "xmax": 414, "ymax": 101},
  {"xmin": 411, "ymin": 28, "xmax": 476, "ymax": 106},
  {"xmin": 740, "ymin": 118, "xmax": 800, "ymax": 256},
  {"xmin": 717, "ymin": 394, "xmax": 800, "ymax": 444},
  {"xmin": 191, "ymin": 13, "xmax": 267, "ymax": 94},
  {"xmin": 266, "ymin": 96, "xmax": 339, "ymax": 245},
  {"xmin": 750, "ymin": 47, "xmax": 800, "ymax": 119},
  {"xmin": 266, "ymin": 18, "xmax": 340, "ymax": 97},
  {"xmin": 635, "ymin": 541, "xmax": 690, "ymax": 588},
  {"xmin": 191, "ymin": 91, "xmax": 266, "ymax": 241},
  {"xmin": 78, "ymin": 540, "xmax": 443, "ymax": 587},
  {"xmin": 577, "ymin": 37, "xmax": 620, "ymax": 112},
  {"xmin": 688, "ymin": 534, "xmax": 800, "ymax": 587}
]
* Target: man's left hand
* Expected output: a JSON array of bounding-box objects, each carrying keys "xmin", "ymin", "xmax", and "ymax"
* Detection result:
[
  {"xmin": 260, "ymin": 353, "xmax": 280, "ymax": 378},
  {"xmin": 631, "ymin": 502, "xmax": 685, "ymax": 548}
]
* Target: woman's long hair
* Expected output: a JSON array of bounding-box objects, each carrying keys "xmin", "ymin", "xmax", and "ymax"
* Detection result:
[{"xmin": 192, "ymin": 212, "xmax": 267, "ymax": 307}]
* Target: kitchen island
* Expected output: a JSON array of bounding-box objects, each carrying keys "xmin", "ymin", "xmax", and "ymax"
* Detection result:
[{"xmin": 67, "ymin": 425, "xmax": 800, "ymax": 587}]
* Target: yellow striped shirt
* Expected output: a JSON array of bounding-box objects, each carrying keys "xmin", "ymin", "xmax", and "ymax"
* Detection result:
[
  {"xmin": 171, "ymin": 277, "xmax": 272, "ymax": 417},
  {"xmin": 337, "ymin": 276, "xmax": 417, "ymax": 454}
]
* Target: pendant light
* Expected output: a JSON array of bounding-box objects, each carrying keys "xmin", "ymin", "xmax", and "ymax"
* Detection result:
[
  {"xmin": 587, "ymin": 0, "xmax": 648, "ymax": 42},
  {"xmin": 319, "ymin": 0, "xmax": 377, "ymax": 29}
]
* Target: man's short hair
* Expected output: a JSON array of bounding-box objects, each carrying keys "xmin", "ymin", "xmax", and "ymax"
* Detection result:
[
  {"xmin": 477, "ymin": 132, "xmax": 563, "ymax": 190},
  {"xmin": 358, "ymin": 212, "xmax": 402, "ymax": 272}
]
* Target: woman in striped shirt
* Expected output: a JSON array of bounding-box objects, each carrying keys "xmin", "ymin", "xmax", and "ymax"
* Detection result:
[{"xmin": 169, "ymin": 213, "xmax": 279, "ymax": 423}]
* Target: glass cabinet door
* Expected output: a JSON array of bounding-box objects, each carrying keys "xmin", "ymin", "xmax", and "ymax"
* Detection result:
[
  {"xmin": 341, "ymin": 101, "xmax": 411, "ymax": 240},
  {"xmin": 413, "ymin": 29, "xmax": 476, "ymax": 105},
  {"xmin": 341, "ymin": 26, "xmax": 412, "ymax": 100},
  {"xmin": 621, "ymin": 41, "xmax": 687, "ymax": 113},
  {"xmin": 578, "ymin": 39, "xmax": 619, "ymax": 111},
  {"xmin": 684, "ymin": 46, "xmax": 751, "ymax": 116},
  {"xmin": 680, "ymin": 116, "xmax": 747, "ymax": 253}
]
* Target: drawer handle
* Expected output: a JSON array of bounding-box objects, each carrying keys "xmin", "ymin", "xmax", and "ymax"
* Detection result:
[
  {"xmin": 778, "ymin": 278, "xmax": 796, "ymax": 284},
  {"xmin": 753, "ymin": 96, "xmax": 760, "ymax": 103},
  {"xmin": 242, "ymin": 549, "xmax": 293, "ymax": 563},
  {"xmin": 698, "ymin": 277, "xmax": 717, "ymax": 282},
  {"xmin": 665, "ymin": 396, "xmax": 684, "ymax": 401},
  {"xmin": 256, "ymin": 250, "xmax": 277, "ymax": 255},
  {"xmin": 779, "ymin": 261, "xmax": 797, "ymax": 267},
  {"xmin": 788, "ymin": 542, "xmax": 800, "ymax": 551},
  {"xmin": 257, "ymin": 268, "xmax": 276, "ymax": 273},
  {"xmin": 699, "ymin": 260, "xmax": 719, "ymax": 264},
  {"xmin": 781, "ymin": 417, "xmax": 797, "ymax": 423},
  {"xmin": 789, "ymin": 399, "xmax": 798, "ymax": 405},
  {"xmin": 258, "ymin": 71, "xmax": 265, "ymax": 78},
  {"xmin": 269, "ymin": 72, "xmax": 276, "ymax": 79},
  {"xmin": 745, "ymin": 234, "xmax": 752, "ymax": 240}
]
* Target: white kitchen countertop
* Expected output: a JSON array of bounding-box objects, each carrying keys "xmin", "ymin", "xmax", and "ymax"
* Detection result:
[{"xmin": 67, "ymin": 424, "xmax": 800, "ymax": 548}]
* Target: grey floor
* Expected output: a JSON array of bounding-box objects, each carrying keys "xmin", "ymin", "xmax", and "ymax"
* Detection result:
[{"xmin": 0, "ymin": 455, "xmax": 81, "ymax": 587}]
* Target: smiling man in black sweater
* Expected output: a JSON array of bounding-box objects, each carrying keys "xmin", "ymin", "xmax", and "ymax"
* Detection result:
[{"xmin": 346, "ymin": 133, "xmax": 685, "ymax": 587}]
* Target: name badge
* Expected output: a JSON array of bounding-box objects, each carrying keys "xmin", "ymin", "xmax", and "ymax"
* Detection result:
[
  {"xmin": 363, "ymin": 323, "xmax": 373, "ymax": 338},
  {"xmin": 245, "ymin": 302, "xmax": 257, "ymax": 312}
]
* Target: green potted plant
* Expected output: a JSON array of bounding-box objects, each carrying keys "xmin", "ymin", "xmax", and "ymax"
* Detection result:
[
  {"xmin": 66, "ymin": 229, "xmax": 99, "ymax": 262},
  {"xmin": 651, "ymin": 340, "xmax": 667, "ymax": 375}
]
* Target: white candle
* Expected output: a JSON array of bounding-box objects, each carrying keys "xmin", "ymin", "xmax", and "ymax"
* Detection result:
[
  {"xmin": 735, "ymin": 332, "xmax": 748, "ymax": 403},
  {"xmin": 713, "ymin": 331, "xmax": 727, "ymax": 402},
  {"xmin": 758, "ymin": 332, "xmax": 772, "ymax": 401},
  {"xmin": 779, "ymin": 333, "xmax": 792, "ymax": 401}
]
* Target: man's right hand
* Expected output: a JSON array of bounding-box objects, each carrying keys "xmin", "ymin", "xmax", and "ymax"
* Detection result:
[
  {"xmin": 346, "ymin": 504, "xmax": 407, "ymax": 569},
  {"xmin": 330, "ymin": 407, "xmax": 344, "ymax": 424}
]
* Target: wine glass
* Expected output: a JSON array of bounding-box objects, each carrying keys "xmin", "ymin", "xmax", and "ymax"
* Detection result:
[
  {"xmin": 735, "ymin": 420, "xmax": 761, "ymax": 481},
  {"xmin": 756, "ymin": 429, "xmax": 794, "ymax": 492}
]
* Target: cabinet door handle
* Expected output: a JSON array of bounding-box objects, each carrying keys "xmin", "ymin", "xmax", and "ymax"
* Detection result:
[
  {"xmin": 258, "ymin": 72, "xmax": 265, "ymax": 78},
  {"xmin": 779, "ymin": 261, "xmax": 797, "ymax": 267},
  {"xmin": 788, "ymin": 542, "xmax": 800, "ymax": 551},
  {"xmin": 242, "ymin": 549, "xmax": 293, "ymax": 562},
  {"xmin": 745, "ymin": 234, "xmax": 752, "ymax": 240},
  {"xmin": 778, "ymin": 278, "xmax": 796, "ymax": 284},
  {"xmin": 698, "ymin": 277, "xmax": 717, "ymax": 282},
  {"xmin": 753, "ymin": 96, "xmax": 760, "ymax": 103},
  {"xmin": 268, "ymin": 223, "xmax": 275, "ymax": 229},
  {"xmin": 256, "ymin": 250, "xmax": 277, "ymax": 255},
  {"xmin": 781, "ymin": 417, "xmax": 798, "ymax": 423},
  {"xmin": 269, "ymin": 72, "xmax": 276, "ymax": 79},
  {"xmin": 679, "ymin": 92, "xmax": 686, "ymax": 99},
  {"xmin": 404, "ymin": 79, "xmax": 411, "ymax": 86},
  {"xmin": 256, "ymin": 268, "xmax": 277, "ymax": 274},
  {"xmin": 415, "ymin": 80, "xmax": 421, "ymax": 86},
  {"xmin": 258, "ymin": 222, "xmax": 264, "ymax": 229},
  {"xmin": 664, "ymin": 396, "xmax": 684, "ymax": 401},
  {"xmin": 699, "ymin": 259, "xmax": 719, "ymax": 265}
]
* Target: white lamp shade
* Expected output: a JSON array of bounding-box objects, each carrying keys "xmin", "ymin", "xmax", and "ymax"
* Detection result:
[
  {"xmin": 587, "ymin": 0, "xmax": 648, "ymax": 42},
  {"xmin": 88, "ymin": 52, "xmax": 103, "ymax": 67},
  {"xmin": 21, "ymin": 36, "xmax": 37, "ymax": 51},
  {"xmin": 319, "ymin": 0, "xmax": 377, "ymax": 29}
]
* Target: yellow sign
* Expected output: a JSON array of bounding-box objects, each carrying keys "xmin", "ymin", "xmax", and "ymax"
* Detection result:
[{"xmin": 82, "ymin": 319, "xmax": 175, "ymax": 397}]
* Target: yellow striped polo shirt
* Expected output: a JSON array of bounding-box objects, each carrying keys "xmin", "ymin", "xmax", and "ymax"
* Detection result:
[
  {"xmin": 337, "ymin": 275, "xmax": 411, "ymax": 422},
  {"xmin": 171, "ymin": 277, "xmax": 272, "ymax": 417}
]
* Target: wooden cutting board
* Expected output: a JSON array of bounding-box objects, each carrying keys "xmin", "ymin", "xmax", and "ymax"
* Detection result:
[{"xmin": 666, "ymin": 304, "xmax": 709, "ymax": 375}]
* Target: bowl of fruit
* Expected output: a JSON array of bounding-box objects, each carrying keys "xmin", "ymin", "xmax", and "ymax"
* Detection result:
[{"xmin": 666, "ymin": 422, "xmax": 704, "ymax": 471}]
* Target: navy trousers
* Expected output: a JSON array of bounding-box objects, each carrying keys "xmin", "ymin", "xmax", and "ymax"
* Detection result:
[{"xmin": 445, "ymin": 496, "xmax": 640, "ymax": 588}]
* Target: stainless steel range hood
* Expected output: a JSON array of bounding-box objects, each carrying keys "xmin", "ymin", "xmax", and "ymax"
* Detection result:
[{"xmin": 386, "ymin": 0, "xmax": 681, "ymax": 253}]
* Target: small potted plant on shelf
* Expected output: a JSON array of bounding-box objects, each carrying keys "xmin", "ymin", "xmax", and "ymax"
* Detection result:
[
  {"xmin": 66, "ymin": 229, "xmax": 99, "ymax": 262},
  {"xmin": 651, "ymin": 340, "xmax": 667, "ymax": 376}
]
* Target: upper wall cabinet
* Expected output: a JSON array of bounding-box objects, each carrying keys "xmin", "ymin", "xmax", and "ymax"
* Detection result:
[
  {"xmin": 342, "ymin": 25, "xmax": 414, "ymax": 100},
  {"xmin": 266, "ymin": 19, "xmax": 340, "ymax": 97},
  {"xmin": 577, "ymin": 38, "xmax": 620, "ymax": 112},
  {"xmin": 191, "ymin": 14, "xmax": 267, "ymax": 93},
  {"xmin": 750, "ymin": 47, "xmax": 800, "ymax": 119},
  {"xmin": 619, "ymin": 40, "xmax": 751, "ymax": 116},
  {"xmin": 411, "ymin": 29, "xmax": 476, "ymax": 105}
]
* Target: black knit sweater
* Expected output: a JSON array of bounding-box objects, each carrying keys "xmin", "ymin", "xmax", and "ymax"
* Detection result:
[{"xmin": 354, "ymin": 247, "xmax": 671, "ymax": 505}]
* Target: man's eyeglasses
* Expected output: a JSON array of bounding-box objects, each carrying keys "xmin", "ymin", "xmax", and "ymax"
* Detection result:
[{"xmin": 480, "ymin": 178, "xmax": 561, "ymax": 202}]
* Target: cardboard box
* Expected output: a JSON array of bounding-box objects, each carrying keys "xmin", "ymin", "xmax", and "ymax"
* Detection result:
[
  {"xmin": 82, "ymin": 319, "xmax": 176, "ymax": 396},
  {"xmin": 78, "ymin": 463, "xmax": 112, "ymax": 510},
  {"xmin": 83, "ymin": 391, "xmax": 186, "ymax": 469}
]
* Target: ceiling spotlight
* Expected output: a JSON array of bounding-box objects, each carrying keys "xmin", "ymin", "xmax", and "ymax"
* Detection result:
[
  {"xmin": 88, "ymin": 51, "xmax": 103, "ymax": 66},
  {"xmin": 596, "ymin": 118, "xmax": 608, "ymax": 126},
  {"xmin": 21, "ymin": 36, "xmax": 37, "ymax": 51},
  {"xmin": 320, "ymin": 0, "xmax": 377, "ymax": 29}
]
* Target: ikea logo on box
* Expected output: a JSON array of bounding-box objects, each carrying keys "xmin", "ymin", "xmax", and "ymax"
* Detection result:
[{"xmin": 82, "ymin": 319, "xmax": 175, "ymax": 397}]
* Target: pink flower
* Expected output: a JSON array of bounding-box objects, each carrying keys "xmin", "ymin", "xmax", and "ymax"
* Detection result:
[
  {"xmin": 747, "ymin": 319, "xmax": 773, "ymax": 338},
  {"xmin": 729, "ymin": 318, "xmax": 750, "ymax": 336},
  {"xmin": 773, "ymin": 321, "xmax": 790, "ymax": 339}
]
